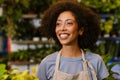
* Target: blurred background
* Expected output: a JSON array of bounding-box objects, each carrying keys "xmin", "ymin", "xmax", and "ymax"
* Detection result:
[{"xmin": 0, "ymin": 0, "xmax": 120, "ymax": 80}]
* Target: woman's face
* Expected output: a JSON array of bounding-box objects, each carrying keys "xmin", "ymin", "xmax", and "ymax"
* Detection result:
[{"xmin": 55, "ymin": 11, "xmax": 83, "ymax": 46}]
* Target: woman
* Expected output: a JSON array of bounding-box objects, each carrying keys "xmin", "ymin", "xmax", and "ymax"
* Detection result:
[{"xmin": 37, "ymin": 0, "xmax": 109, "ymax": 80}]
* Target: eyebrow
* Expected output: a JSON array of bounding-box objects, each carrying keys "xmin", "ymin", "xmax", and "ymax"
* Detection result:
[{"xmin": 57, "ymin": 19, "xmax": 74, "ymax": 22}]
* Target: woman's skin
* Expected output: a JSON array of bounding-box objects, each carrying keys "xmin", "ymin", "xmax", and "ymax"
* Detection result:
[{"xmin": 55, "ymin": 11, "xmax": 84, "ymax": 58}]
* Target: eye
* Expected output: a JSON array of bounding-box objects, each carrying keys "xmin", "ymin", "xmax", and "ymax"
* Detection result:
[
  {"xmin": 66, "ymin": 21, "xmax": 73, "ymax": 26},
  {"xmin": 56, "ymin": 22, "xmax": 61, "ymax": 27},
  {"xmin": 56, "ymin": 23, "xmax": 59, "ymax": 26},
  {"xmin": 56, "ymin": 20, "xmax": 63, "ymax": 27}
]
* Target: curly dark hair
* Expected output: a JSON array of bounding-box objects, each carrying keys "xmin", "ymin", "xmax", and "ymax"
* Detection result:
[{"xmin": 40, "ymin": 0, "xmax": 100, "ymax": 49}]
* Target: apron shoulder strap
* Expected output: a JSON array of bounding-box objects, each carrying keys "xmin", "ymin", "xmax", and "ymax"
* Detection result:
[{"xmin": 81, "ymin": 49, "xmax": 97, "ymax": 80}]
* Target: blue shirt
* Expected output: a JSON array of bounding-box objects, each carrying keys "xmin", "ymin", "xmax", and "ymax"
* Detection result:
[{"xmin": 36, "ymin": 51, "xmax": 109, "ymax": 80}]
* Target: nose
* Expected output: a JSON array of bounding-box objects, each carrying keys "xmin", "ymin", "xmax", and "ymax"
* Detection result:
[{"xmin": 61, "ymin": 23, "xmax": 67, "ymax": 31}]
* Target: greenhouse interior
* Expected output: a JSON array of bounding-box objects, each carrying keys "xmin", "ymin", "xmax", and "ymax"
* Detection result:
[{"xmin": 0, "ymin": 0, "xmax": 120, "ymax": 80}]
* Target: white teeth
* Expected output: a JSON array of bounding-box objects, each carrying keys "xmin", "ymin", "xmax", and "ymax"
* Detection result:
[{"xmin": 60, "ymin": 34, "xmax": 68, "ymax": 39}]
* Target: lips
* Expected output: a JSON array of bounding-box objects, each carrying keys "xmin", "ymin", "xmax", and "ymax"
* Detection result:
[{"xmin": 59, "ymin": 33, "xmax": 69, "ymax": 39}]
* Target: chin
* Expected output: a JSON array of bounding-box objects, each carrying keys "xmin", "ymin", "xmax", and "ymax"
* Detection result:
[{"xmin": 60, "ymin": 42, "xmax": 71, "ymax": 46}]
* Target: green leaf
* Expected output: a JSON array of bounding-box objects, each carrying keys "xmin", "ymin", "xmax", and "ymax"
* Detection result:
[
  {"xmin": 0, "ymin": 64, "xmax": 7, "ymax": 79},
  {"xmin": 0, "ymin": 0, "xmax": 4, "ymax": 4}
]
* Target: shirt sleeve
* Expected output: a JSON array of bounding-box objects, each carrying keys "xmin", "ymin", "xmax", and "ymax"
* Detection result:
[
  {"xmin": 97, "ymin": 56, "xmax": 109, "ymax": 80},
  {"xmin": 36, "ymin": 60, "xmax": 47, "ymax": 80}
]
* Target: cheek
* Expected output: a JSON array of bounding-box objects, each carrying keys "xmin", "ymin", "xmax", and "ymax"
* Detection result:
[
  {"xmin": 70, "ymin": 27, "xmax": 78, "ymax": 34},
  {"xmin": 55, "ymin": 28, "xmax": 57, "ymax": 34},
  {"xmin": 55, "ymin": 27, "xmax": 60, "ymax": 33},
  {"xmin": 55, "ymin": 28, "xmax": 59, "ymax": 37}
]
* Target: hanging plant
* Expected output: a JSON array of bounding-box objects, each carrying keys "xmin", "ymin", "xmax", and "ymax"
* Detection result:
[
  {"xmin": 1, "ymin": 17, "xmax": 18, "ymax": 38},
  {"xmin": 2, "ymin": 22, "xmax": 18, "ymax": 38},
  {"xmin": 80, "ymin": 0, "xmax": 120, "ymax": 13}
]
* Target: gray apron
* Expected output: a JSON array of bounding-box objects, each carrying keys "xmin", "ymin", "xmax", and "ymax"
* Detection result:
[{"xmin": 53, "ymin": 49, "xmax": 97, "ymax": 80}]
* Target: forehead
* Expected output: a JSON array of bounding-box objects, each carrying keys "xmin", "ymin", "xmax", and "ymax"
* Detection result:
[{"xmin": 57, "ymin": 11, "xmax": 76, "ymax": 20}]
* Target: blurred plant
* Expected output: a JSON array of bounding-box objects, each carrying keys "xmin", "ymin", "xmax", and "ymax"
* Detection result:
[
  {"xmin": 2, "ymin": 44, "xmax": 59, "ymax": 63},
  {"xmin": 91, "ymin": 39, "xmax": 120, "ymax": 80},
  {"xmin": 0, "ymin": 64, "xmax": 39, "ymax": 80},
  {"xmin": 8, "ymin": 50, "xmax": 30, "ymax": 61},
  {"xmin": 101, "ymin": 16, "xmax": 114, "ymax": 34},
  {"xmin": 80, "ymin": 0, "xmax": 120, "ymax": 13},
  {"xmin": 80, "ymin": 0, "xmax": 120, "ymax": 36},
  {"xmin": 30, "ymin": 44, "xmax": 59, "ymax": 63},
  {"xmin": 0, "ymin": 64, "xmax": 8, "ymax": 80},
  {"xmin": 1, "ymin": 22, "xmax": 18, "ymax": 38}
]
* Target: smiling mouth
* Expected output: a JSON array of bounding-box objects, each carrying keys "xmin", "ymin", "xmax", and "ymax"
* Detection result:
[{"xmin": 59, "ymin": 33, "xmax": 69, "ymax": 39}]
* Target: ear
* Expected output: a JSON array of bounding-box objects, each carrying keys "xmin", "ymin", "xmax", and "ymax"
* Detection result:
[{"xmin": 79, "ymin": 27, "xmax": 84, "ymax": 36}]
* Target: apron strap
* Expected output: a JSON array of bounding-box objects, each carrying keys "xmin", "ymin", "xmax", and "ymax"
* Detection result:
[
  {"xmin": 81, "ymin": 49, "xmax": 88, "ymax": 71},
  {"xmin": 82, "ymin": 49, "xmax": 97, "ymax": 80},
  {"xmin": 53, "ymin": 50, "xmax": 62, "ymax": 79},
  {"xmin": 81, "ymin": 49, "xmax": 91, "ymax": 80},
  {"xmin": 54, "ymin": 50, "xmax": 62, "ymax": 72},
  {"xmin": 88, "ymin": 61, "xmax": 97, "ymax": 80}
]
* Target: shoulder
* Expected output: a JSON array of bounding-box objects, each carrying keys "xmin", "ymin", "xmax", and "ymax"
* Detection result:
[
  {"xmin": 36, "ymin": 51, "xmax": 58, "ymax": 79},
  {"xmin": 40, "ymin": 51, "xmax": 58, "ymax": 64},
  {"xmin": 86, "ymin": 51, "xmax": 109, "ymax": 79},
  {"xmin": 86, "ymin": 51, "xmax": 103, "ymax": 62},
  {"xmin": 85, "ymin": 51, "xmax": 105, "ymax": 69}
]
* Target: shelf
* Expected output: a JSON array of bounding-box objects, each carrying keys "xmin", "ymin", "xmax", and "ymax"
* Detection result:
[
  {"xmin": 22, "ymin": 14, "xmax": 37, "ymax": 18},
  {"xmin": 99, "ymin": 37, "xmax": 120, "ymax": 42},
  {"xmin": 12, "ymin": 40, "xmax": 55, "ymax": 45}
]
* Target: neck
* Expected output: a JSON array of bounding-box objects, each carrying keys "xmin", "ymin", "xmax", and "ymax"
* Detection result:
[{"xmin": 61, "ymin": 45, "xmax": 82, "ymax": 58}]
